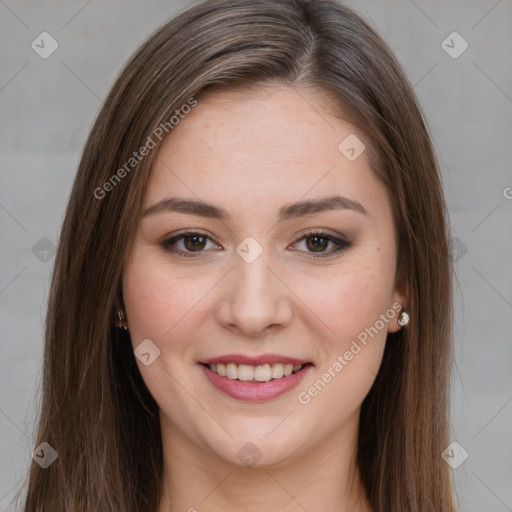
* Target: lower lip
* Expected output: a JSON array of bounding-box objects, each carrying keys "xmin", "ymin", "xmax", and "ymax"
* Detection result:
[{"xmin": 199, "ymin": 364, "xmax": 313, "ymax": 402}]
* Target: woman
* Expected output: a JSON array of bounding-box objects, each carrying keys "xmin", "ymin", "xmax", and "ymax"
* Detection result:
[{"xmin": 19, "ymin": 0, "xmax": 456, "ymax": 510}]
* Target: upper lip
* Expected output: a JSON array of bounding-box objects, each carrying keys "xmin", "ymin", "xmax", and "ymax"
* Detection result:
[{"xmin": 200, "ymin": 354, "xmax": 312, "ymax": 366}]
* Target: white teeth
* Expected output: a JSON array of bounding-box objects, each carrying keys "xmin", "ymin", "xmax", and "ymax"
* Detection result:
[
  {"xmin": 271, "ymin": 363, "xmax": 284, "ymax": 378},
  {"xmin": 254, "ymin": 364, "xmax": 272, "ymax": 382},
  {"xmin": 226, "ymin": 363, "xmax": 238, "ymax": 379},
  {"xmin": 207, "ymin": 362, "xmax": 305, "ymax": 382},
  {"xmin": 238, "ymin": 364, "xmax": 254, "ymax": 381}
]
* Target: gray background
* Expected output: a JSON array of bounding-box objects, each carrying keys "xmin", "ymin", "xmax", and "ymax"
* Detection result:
[{"xmin": 1, "ymin": 1, "xmax": 511, "ymax": 510}]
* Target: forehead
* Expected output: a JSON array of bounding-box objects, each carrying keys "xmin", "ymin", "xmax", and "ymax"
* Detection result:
[{"xmin": 144, "ymin": 85, "xmax": 389, "ymax": 221}]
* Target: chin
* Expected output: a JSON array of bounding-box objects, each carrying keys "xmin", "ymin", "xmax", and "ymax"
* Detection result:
[{"xmin": 200, "ymin": 424, "xmax": 308, "ymax": 469}]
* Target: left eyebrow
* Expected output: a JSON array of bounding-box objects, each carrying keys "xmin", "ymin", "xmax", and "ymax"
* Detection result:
[
  {"xmin": 142, "ymin": 194, "xmax": 368, "ymax": 221},
  {"xmin": 278, "ymin": 195, "xmax": 368, "ymax": 220}
]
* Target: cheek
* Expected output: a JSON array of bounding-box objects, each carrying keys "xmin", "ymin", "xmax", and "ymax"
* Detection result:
[
  {"xmin": 294, "ymin": 264, "xmax": 393, "ymax": 417},
  {"xmin": 296, "ymin": 257, "xmax": 395, "ymax": 346},
  {"xmin": 122, "ymin": 249, "xmax": 207, "ymax": 348},
  {"xmin": 123, "ymin": 232, "xmax": 396, "ymax": 353}
]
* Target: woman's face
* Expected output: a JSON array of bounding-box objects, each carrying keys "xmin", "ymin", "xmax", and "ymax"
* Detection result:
[{"xmin": 123, "ymin": 85, "xmax": 407, "ymax": 467}]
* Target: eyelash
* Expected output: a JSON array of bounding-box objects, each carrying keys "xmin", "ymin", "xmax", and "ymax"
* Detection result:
[{"xmin": 160, "ymin": 228, "xmax": 352, "ymax": 259}]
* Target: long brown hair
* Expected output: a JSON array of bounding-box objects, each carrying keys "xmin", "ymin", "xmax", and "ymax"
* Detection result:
[{"xmin": 16, "ymin": 0, "xmax": 455, "ymax": 510}]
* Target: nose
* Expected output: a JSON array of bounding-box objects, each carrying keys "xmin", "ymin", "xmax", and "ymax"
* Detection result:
[{"xmin": 215, "ymin": 247, "xmax": 293, "ymax": 337}]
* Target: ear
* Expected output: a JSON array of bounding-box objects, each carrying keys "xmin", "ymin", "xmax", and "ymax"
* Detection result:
[{"xmin": 388, "ymin": 263, "xmax": 409, "ymax": 334}]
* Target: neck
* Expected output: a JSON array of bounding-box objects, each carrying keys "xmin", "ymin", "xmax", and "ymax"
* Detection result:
[{"xmin": 157, "ymin": 410, "xmax": 373, "ymax": 512}]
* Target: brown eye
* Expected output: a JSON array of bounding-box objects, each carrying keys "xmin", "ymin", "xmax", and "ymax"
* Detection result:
[
  {"xmin": 160, "ymin": 230, "xmax": 220, "ymax": 258},
  {"xmin": 305, "ymin": 235, "xmax": 329, "ymax": 253},
  {"xmin": 292, "ymin": 230, "xmax": 352, "ymax": 258},
  {"xmin": 183, "ymin": 234, "xmax": 207, "ymax": 251}
]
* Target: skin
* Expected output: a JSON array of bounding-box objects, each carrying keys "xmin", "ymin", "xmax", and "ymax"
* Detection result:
[{"xmin": 122, "ymin": 84, "xmax": 408, "ymax": 512}]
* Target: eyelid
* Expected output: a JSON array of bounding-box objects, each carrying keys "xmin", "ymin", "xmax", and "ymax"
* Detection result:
[
  {"xmin": 293, "ymin": 227, "xmax": 349, "ymax": 243},
  {"xmin": 160, "ymin": 228, "xmax": 351, "ymax": 258},
  {"xmin": 160, "ymin": 228, "xmax": 221, "ymax": 257},
  {"xmin": 290, "ymin": 228, "xmax": 352, "ymax": 258}
]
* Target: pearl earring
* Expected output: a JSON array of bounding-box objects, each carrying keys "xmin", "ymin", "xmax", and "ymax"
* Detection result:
[{"xmin": 397, "ymin": 309, "xmax": 409, "ymax": 327}]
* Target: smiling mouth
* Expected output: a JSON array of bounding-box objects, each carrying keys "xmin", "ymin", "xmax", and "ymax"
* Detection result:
[{"xmin": 201, "ymin": 362, "xmax": 313, "ymax": 383}]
